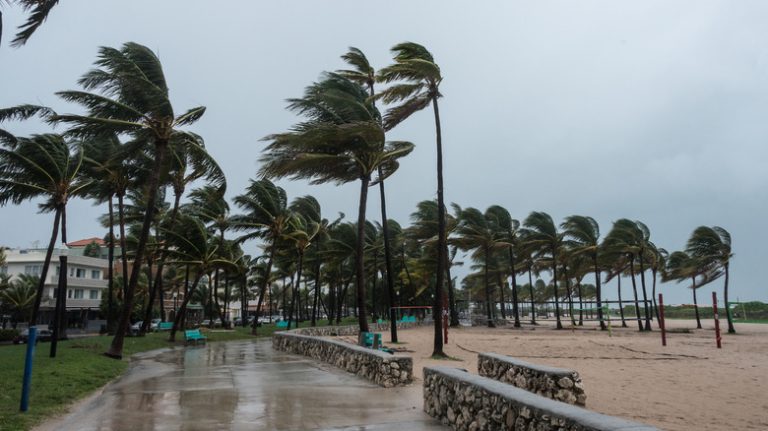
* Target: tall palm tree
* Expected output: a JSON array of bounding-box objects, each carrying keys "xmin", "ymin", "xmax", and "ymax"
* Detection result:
[
  {"xmin": 51, "ymin": 42, "xmax": 208, "ymax": 359},
  {"xmin": 0, "ymin": 132, "xmax": 88, "ymax": 325},
  {"xmin": 520, "ymin": 212, "xmax": 564, "ymax": 329},
  {"xmin": 339, "ymin": 47, "xmax": 409, "ymax": 342},
  {"xmin": 283, "ymin": 208, "xmax": 320, "ymax": 329},
  {"xmin": 687, "ymin": 226, "xmax": 735, "ymax": 333},
  {"xmin": 259, "ymin": 73, "xmax": 413, "ymax": 334},
  {"xmin": 231, "ymin": 179, "xmax": 291, "ymax": 333},
  {"xmin": 562, "ymin": 215, "xmax": 606, "ymax": 330},
  {"xmin": 377, "ymin": 42, "xmax": 446, "ymax": 356}
]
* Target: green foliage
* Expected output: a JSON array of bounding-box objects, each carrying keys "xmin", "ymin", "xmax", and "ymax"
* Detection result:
[
  {"xmin": 0, "ymin": 328, "xmax": 20, "ymax": 341},
  {"xmin": 83, "ymin": 241, "xmax": 102, "ymax": 258}
]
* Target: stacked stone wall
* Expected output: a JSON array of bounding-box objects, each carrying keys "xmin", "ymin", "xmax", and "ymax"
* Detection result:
[
  {"xmin": 272, "ymin": 331, "xmax": 412, "ymax": 387},
  {"xmin": 478, "ymin": 352, "xmax": 586, "ymax": 406},
  {"xmin": 424, "ymin": 367, "xmax": 659, "ymax": 431}
]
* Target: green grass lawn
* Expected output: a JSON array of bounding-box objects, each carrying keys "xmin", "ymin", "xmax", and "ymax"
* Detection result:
[{"xmin": 0, "ymin": 317, "xmax": 358, "ymax": 430}]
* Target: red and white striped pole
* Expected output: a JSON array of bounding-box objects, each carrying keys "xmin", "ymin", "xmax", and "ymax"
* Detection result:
[
  {"xmin": 658, "ymin": 294, "xmax": 666, "ymax": 347},
  {"xmin": 712, "ymin": 292, "xmax": 722, "ymax": 349}
]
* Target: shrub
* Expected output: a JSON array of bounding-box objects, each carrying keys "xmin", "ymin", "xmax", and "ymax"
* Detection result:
[{"xmin": 0, "ymin": 328, "xmax": 20, "ymax": 341}]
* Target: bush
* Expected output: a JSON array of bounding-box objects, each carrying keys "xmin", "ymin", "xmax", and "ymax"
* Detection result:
[{"xmin": 0, "ymin": 328, "xmax": 20, "ymax": 341}]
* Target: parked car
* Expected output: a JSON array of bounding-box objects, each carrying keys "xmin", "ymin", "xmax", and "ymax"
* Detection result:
[
  {"xmin": 150, "ymin": 319, "xmax": 161, "ymax": 331},
  {"xmin": 130, "ymin": 321, "xmax": 143, "ymax": 335},
  {"xmin": 13, "ymin": 329, "xmax": 53, "ymax": 344}
]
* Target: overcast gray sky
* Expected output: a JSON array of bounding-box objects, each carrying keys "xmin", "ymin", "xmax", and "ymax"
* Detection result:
[{"xmin": 1, "ymin": 1, "xmax": 766, "ymax": 304}]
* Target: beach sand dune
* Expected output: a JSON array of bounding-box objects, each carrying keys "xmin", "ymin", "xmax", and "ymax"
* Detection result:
[{"xmin": 375, "ymin": 319, "xmax": 768, "ymax": 431}]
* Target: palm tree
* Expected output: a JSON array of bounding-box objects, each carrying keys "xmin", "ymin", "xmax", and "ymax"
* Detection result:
[
  {"xmin": 486, "ymin": 205, "xmax": 522, "ymax": 327},
  {"xmin": 50, "ymin": 42, "xmax": 208, "ymax": 359},
  {"xmin": 231, "ymin": 179, "xmax": 292, "ymax": 333},
  {"xmin": 164, "ymin": 215, "xmax": 235, "ymax": 341},
  {"xmin": 259, "ymin": 73, "xmax": 413, "ymax": 334},
  {"xmin": 453, "ymin": 207, "xmax": 509, "ymax": 328},
  {"xmin": 602, "ymin": 219, "xmax": 649, "ymax": 331},
  {"xmin": 1, "ymin": 0, "xmax": 59, "ymax": 47},
  {"xmin": 0, "ymin": 132, "xmax": 88, "ymax": 326},
  {"xmin": 520, "ymin": 212, "xmax": 564, "ymax": 329},
  {"xmin": 562, "ymin": 215, "xmax": 606, "ymax": 330},
  {"xmin": 377, "ymin": 42, "xmax": 446, "ymax": 356},
  {"xmin": 664, "ymin": 251, "xmax": 703, "ymax": 329},
  {"xmin": 687, "ymin": 226, "xmax": 735, "ymax": 333},
  {"xmin": 0, "ymin": 274, "xmax": 39, "ymax": 325}
]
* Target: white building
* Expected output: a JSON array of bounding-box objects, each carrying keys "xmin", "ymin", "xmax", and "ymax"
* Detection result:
[{"xmin": 2, "ymin": 247, "xmax": 109, "ymax": 329}]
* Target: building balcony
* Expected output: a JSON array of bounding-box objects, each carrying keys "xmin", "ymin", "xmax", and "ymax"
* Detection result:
[
  {"xmin": 48, "ymin": 275, "xmax": 107, "ymax": 288},
  {"xmin": 40, "ymin": 298, "xmax": 102, "ymax": 309}
]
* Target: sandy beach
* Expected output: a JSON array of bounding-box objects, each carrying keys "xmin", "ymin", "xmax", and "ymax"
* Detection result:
[{"xmin": 363, "ymin": 319, "xmax": 768, "ymax": 431}]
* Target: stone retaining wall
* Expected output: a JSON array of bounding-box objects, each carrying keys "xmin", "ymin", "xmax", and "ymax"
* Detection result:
[
  {"xmin": 286, "ymin": 321, "xmax": 416, "ymax": 337},
  {"xmin": 424, "ymin": 367, "xmax": 660, "ymax": 431},
  {"xmin": 272, "ymin": 330, "xmax": 413, "ymax": 387},
  {"xmin": 478, "ymin": 352, "xmax": 587, "ymax": 406}
]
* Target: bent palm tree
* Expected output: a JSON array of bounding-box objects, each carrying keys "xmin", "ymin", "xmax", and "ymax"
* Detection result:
[
  {"xmin": 687, "ymin": 226, "xmax": 734, "ymax": 333},
  {"xmin": 562, "ymin": 215, "xmax": 606, "ymax": 330},
  {"xmin": 520, "ymin": 212, "xmax": 564, "ymax": 329},
  {"xmin": 259, "ymin": 73, "xmax": 413, "ymax": 333},
  {"xmin": 1, "ymin": 0, "xmax": 59, "ymax": 47},
  {"xmin": 0, "ymin": 133, "xmax": 88, "ymax": 325},
  {"xmin": 52, "ymin": 42, "xmax": 208, "ymax": 359}
]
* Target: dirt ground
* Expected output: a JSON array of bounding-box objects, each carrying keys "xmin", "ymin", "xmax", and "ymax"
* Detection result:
[{"xmin": 372, "ymin": 319, "xmax": 768, "ymax": 431}]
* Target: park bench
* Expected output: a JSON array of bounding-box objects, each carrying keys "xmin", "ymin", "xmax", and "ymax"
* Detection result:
[
  {"xmin": 158, "ymin": 322, "xmax": 173, "ymax": 331},
  {"xmin": 358, "ymin": 331, "xmax": 382, "ymax": 349},
  {"xmin": 184, "ymin": 329, "xmax": 207, "ymax": 345},
  {"xmin": 276, "ymin": 320, "xmax": 289, "ymax": 329}
]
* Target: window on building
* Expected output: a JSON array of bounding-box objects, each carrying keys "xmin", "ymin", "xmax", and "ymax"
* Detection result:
[
  {"xmin": 52, "ymin": 288, "xmax": 57, "ymax": 298},
  {"xmin": 0, "ymin": 266, "xmax": 6, "ymax": 274},
  {"xmin": 89, "ymin": 290, "xmax": 99, "ymax": 300},
  {"xmin": 91, "ymin": 270, "xmax": 100, "ymax": 279},
  {"xmin": 69, "ymin": 267, "xmax": 75, "ymax": 277},
  {"xmin": 55, "ymin": 266, "xmax": 60, "ymax": 276},
  {"xmin": 74, "ymin": 289, "xmax": 84, "ymax": 299},
  {"xmin": 76, "ymin": 268, "xmax": 86, "ymax": 278},
  {"xmin": 24, "ymin": 265, "xmax": 42, "ymax": 276},
  {"xmin": 67, "ymin": 289, "xmax": 72, "ymax": 299}
]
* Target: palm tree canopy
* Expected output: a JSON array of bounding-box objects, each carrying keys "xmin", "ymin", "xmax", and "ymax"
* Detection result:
[
  {"xmin": 259, "ymin": 73, "xmax": 413, "ymax": 184},
  {"xmin": 230, "ymin": 178, "xmax": 290, "ymax": 246},
  {"xmin": 0, "ymin": 133, "xmax": 90, "ymax": 212},
  {"xmin": 375, "ymin": 42, "xmax": 442, "ymax": 131}
]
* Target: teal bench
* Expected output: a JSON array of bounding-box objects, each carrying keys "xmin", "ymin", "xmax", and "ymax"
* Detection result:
[
  {"xmin": 276, "ymin": 320, "xmax": 289, "ymax": 329},
  {"xmin": 400, "ymin": 315, "xmax": 417, "ymax": 324},
  {"xmin": 358, "ymin": 331, "xmax": 382, "ymax": 349},
  {"xmin": 158, "ymin": 322, "xmax": 173, "ymax": 331},
  {"xmin": 184, "ymin": 329, "xmax": 207, "ymax": 345}
]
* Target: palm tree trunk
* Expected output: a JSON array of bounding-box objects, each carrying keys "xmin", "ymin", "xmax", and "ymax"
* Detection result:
[
  {"xmin": 638, "ymin": 254, "xmax": 652, "ymax": 330},
  {"xmin": 483, "ymin": 247, "xmax": 495, "ymax": 327},
  {"xmin": 51, "ymin": 204, "xmax": 69, "ymax": 346},
  {"xmin": 497, "ymin": 271, "xmax": 507, "ymax": 320},
  {"xmin": 724, "ymin": 263, "xmax": 735, "ymax": 333},
  {"xmin": 170, "ymin": 272, "xmax": 203, "ymax": 342},
  {"xmin": 563, "ymin": 263, "xmax": 576, "ymax": 326},
  {"xmin": 618, "ymin": 274, "xmax": 628, "ymax": 327},
  {"xmin": 692, "ymin": 277, "xmax": 702, "ymax": 329},
  {"xmin": 508, "ymin": 248, "xmax": 520, "ymax": 328},
  {"xmin": 432, "ymin": 96, "xmax": 446, "ymax": 357},
  {"xmin": 371, "ymin": 250, "xmax": 378, "ymax": 320},
  {"xmin": 311, "ymin": 250, "xmax": 321, "ymax": 327},
  {"xmin": 354, "ymin": 176, "xmax": 371, "ymax": 333},
  {"xmin": 652, "ymin": 269, "xmax": 660, "ymax": 324},
  {"xmin": 378, "ymin": 175, "xmax": 399, "ymax": 341},
  {"xmin": 117, "ymin": 193, "xmax": 129, "ymax": 297},
  {"xmin": 594, "ymin": 256, "xmax": 606, "ymax": 330},
  {"xmin": 576, "ymin": 280, "xmax": 584, "ymax": 326},
  {"xmin": 552, "ymin": 253, "xmax": 562, "ymax": 329},
  {"xmin": 107, "ymin": 194, "xmax": 116, "ymax": 334},
  {"xmin": 445, "ymin": 250, "xmax": 459, "ymax": 327},
  {"xmin": 107, "ymin": 140, "xmax": 169, "ymax": 359},
  {"xmin": 287, "ymin": 254, "xmax": 303, "ymax": 330},
  {"xmin": 628, "ymin": 256, "xmax": 644, "ymax": 331},
  {"xmin": 528, "ymin": 266, "xmax": 536, "ymax": 324},
  {"xmin": 29, "ymin": 206, "xmax": 61, "ymax": 326},
  {"xmin": 151, "ymin": 191, "xmax": 183, "ymax": 324},
  {"xmin": 252, "ymin": 246, "xmax": 275, "ymax": 334}
]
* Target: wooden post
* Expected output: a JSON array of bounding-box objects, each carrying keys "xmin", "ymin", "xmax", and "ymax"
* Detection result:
[
  {"xmin": 712, "ymin": 292, "xmax": 722, "ymax": 349},
  {"xmin": 658, "ymin": 294, "xmax": 666, "ymax": 346}
]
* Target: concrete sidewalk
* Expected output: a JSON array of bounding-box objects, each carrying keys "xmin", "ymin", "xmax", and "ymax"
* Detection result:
[{"xmin": 36, "ymin": 339, "xmax": 447, "ymax": 430}]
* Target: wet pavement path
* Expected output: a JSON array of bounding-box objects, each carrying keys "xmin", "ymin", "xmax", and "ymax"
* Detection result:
[{"xmin": 42, "ymin": 339, "xmax": 448, "ymax": 430}]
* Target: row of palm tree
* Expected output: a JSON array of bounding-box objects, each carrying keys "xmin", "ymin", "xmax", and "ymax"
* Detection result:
[{"xmin": 1, "ymin": 40, "xmax": 738, "ymax": 365}]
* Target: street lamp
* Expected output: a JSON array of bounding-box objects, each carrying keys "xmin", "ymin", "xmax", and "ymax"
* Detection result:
[{"xmin": 50, "ymin": 243, "xmax": 68, "ymax": 358}]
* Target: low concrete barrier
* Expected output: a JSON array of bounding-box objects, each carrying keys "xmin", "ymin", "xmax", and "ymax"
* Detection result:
[
  {"xmin": 478, "ymin": 352, "xmax": 587, "ymax": 406},
  {"xmin": 272, "ymin": 330, "xmax": 413, "ymax": 387},
  {"xmin": 424, "ymin": 366, "xmax": 660, "ymax": 431}
]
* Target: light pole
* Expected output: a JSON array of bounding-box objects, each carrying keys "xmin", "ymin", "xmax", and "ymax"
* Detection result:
[{"xmin": 50, "ymin": 243, "xmax": 68, "ymax": 358}]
